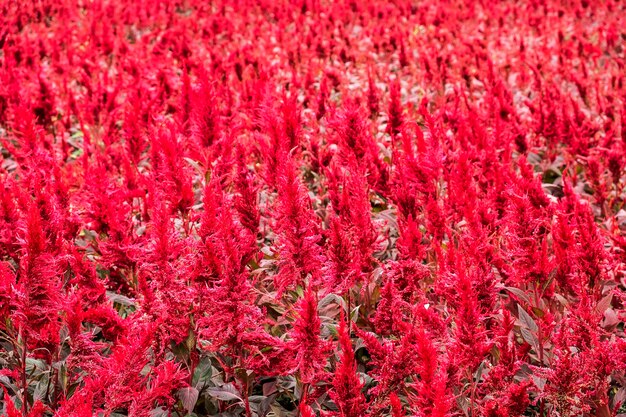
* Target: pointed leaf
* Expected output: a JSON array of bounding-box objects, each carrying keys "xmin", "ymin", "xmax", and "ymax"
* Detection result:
[
  {"xmin": 207, "ymin": 383, "xmax": 243, "ymax": 403},
  {"xmin": 596, "ymin": 293, "xmax": 613, "ymax": 314},
  {"xmin": 517, "ymin": 304, "xmax": 538, "ymax": 332},
  {"xmin": 179, "ymin": 387, "xmax": 199, "ymax": 414}
]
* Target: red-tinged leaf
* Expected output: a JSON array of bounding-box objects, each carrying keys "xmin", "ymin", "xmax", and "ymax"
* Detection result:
[
  {"xmin": 505, "ymin": 287, "xmax": 531, "ymax": 305},
  {"xmin": 206, "ymin": 384, "xmax": 243, "ymax": 403},
  {"xmin": 596, "ymin": 293, "xmax": 613, "ymax": 314},
  {"xmin": 520, "ymin": 327, "xmax": 539, "ymax": 350},
  {"xmin": 517, "ymin": 304, "xmax": 538, "ymax": 332},
  {"xmin": 178, "ymin": 387, "xmax": 199, "ymax": 414},
  {"xmin": 262, "ymin": 380, "xmax": 277, "ymax": 396},
  {"xmin": 602, "ymin": 309, "xmax": 619, "ymax": 329}
]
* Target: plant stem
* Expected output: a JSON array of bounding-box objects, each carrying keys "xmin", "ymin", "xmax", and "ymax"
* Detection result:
[{"xmin": 21, "ymin": 330, "xmax": 28, "ymax": 417}]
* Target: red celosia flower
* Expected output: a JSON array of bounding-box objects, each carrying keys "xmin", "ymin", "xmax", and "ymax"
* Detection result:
[
  {"xmin": 329, "ymin": 316, "xmax": 368, "ymax": 417},
  {"xmin": 274, "ymin": 155, "xmax": 324, "ymax": 295},
  {"xmin": 288, "ymin": 288, "xmax": 332, "ymax": 384},
  {"xmin": 1, "ymin": 1, "xmax": 625, "ymax": 415}
]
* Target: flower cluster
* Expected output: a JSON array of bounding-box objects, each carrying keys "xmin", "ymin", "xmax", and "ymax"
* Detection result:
[{"xmin": 1, "ymin": 0, "xmax": 626, "ymax": 416}]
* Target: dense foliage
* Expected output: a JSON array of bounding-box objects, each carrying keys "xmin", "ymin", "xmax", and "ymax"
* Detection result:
[{"xmin": 1, "ymin": 0, "xmax": 626, "ymax": 416}]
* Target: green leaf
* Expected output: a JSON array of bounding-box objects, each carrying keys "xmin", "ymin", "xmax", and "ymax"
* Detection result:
[{"xmin": 193, "ymin": 358, "xmax": 213, "ymax": 388}]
